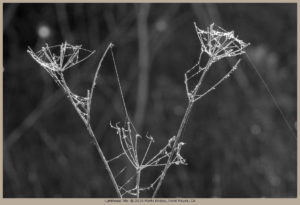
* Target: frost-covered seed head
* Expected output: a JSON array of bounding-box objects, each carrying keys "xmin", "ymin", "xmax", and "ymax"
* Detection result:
[{"xmin": 194, "ymin": 23, "xmax": 250, "ymax": 62}]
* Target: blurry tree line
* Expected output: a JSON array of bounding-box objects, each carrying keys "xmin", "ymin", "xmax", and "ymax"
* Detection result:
[{"xmin": 3, "ymin": 3, "xmax": 297, "ymax": 197}]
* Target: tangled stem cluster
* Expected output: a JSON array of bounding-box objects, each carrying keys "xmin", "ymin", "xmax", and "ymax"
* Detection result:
[{"xmin": 27, "ymin": 22, "xmax": 249, "ymax": 198}]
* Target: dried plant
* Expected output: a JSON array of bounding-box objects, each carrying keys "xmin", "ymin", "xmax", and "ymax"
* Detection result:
[
  {"xmin": 28, "ymin": 42, "xmax": 122, "ymax": 197},
  {"xmin": 27, "ymin": 22, "xmax": 249, "ymax": 198},
  {"xmin": 152, "ymin": 22, "xmax": 249, "ymax": 197}
]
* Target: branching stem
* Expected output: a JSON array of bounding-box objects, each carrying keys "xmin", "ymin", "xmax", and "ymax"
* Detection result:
[
  {"xmin": 152, "ymin": 100, "xmax": 194, "ymax": 197},
  {"xmin": 85, "ymin": 124, "xmax": 122, "ymax": 197},
  {"xmin": 136, "ymin": 168, "xmax": 141, "ymax": 198},
  {"xmin": 152, "ymin": 55, "xmax": 215, "ymax": 198}
]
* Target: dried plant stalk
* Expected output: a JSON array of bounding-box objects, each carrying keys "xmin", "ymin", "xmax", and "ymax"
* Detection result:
[
  {"xmin": 28, "ymin": 42, "xmax": 122, "ymax": 198},
  {"xmin": 152, "ymin": 23, "xmax": 249, "ymax": 197},
  {"xmin": 28, "ymin": 22, "xmax": 249, "ymax": 198}
]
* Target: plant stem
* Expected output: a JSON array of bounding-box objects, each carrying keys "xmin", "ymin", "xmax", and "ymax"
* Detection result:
[
  {"xmin": 86, "ymin": 124, "xmax": 122, "ymax": 198},
  {"xmin": 152, "ymin": 59, "xmax": 212, "ymax": 198},
  {"xmin": 57, "ymin": 59, "xmax": 122, "ymax": 197},
  {"xmin": 152, "ymin": 101, "xmax": 194, "ymax": 197},
  {"xmin": 136, "ymin": 168, "xmax": 141, "ymax": 198}
]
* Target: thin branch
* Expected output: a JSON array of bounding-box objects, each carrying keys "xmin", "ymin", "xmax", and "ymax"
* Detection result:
[
  {"xmin": 86, "ymin": 124, "xmax": 122, "ymax": 197},
  {"xmin": 152, "ymin": 101, "xmax": 194, "ymax": 197},
  {"xmin": 126, "ymin": 122, "xmax": 138, "ymax": 164},
  {"xmin": 121, "ymin": 127, "xmax": 137, "ymax": 165},
  {"xmin": 121, "ymin": 187, "xmax": 137, "ymax": 197},
  {"xmin": 140, "ymin": 136, "xmax": 154, "ymax": 165},
  {"xmin": 107, "ymin": 151, "xmax": 127, "ymax": 163},
  {"xmin": 144, "ymin": 144, "xmax": 168, "ymax": 166},
  {"xmin": 119, "ymin": 174, "xmax": 135, "ymax": 191},
  {"xmin": 110, "ymin": 47, "xmax": 133, "ymax": 126},
  {"xmin": 194, "ymin": 59, "xmax": 241, "ymax": 102},
  {"xmin": 89, "ymin": 43, "xmax": 113, "ymax": 105},
  {"xmin": 114, "ymin": 166, "xmax": 127, "ymax": 179}
]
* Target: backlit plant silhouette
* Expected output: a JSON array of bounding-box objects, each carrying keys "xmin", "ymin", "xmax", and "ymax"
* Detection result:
[{"xmin": 27, "ymin": 22, "xmax": 249, "ymax": 198}]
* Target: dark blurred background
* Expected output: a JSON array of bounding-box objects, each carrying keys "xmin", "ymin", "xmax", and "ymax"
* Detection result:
[{"xmin": 3, "ymin": 3, "xmax": 297, "ymax": 197}]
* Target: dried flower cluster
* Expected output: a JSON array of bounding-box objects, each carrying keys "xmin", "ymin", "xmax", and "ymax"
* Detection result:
[
  {"xmin": 184, "ymin": 23, "xmax": 250, "ymax": 102},
  {"xmin": 27, "ymin": 42, "xmax": 108, "ymax": 125},
  {"xmin": 194, "ymin": 23, "xmax": 250, "ymax": 62},
  {"xmin": 27, "ymin": 42, "xmax": 95, "ymax": 73},
  {"xmin": 109, "ymin": 121, "xmax": 186, "ymax": 197}
]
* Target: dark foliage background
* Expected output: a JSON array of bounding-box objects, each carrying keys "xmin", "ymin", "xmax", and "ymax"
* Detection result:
[{"xmin": 3, "ymin": 3, "xmax": 297, "ymax": 197}]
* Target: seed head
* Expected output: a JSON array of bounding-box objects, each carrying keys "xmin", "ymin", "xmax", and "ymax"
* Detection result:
[
  {"xmin": 27, "ymin": 42, "xmax": 95, "ymax": 73},
  {"xmin": 194, "ymin": 23, "xmax": 250, "ymax": 62}
]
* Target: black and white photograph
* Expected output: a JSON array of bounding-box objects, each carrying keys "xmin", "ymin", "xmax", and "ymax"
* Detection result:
[{"xmin": 3, "ymin": 3, "xmax": 297, "ymax": 198}]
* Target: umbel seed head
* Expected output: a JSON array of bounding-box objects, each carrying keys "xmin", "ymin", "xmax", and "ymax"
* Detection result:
[
  {"xmin": 194, "ymin": 22, "xmax": 250, "ymax": 62},
  {"xmin": 27, "ymin": 42, "xmax": 95, "ymax": 73}
]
